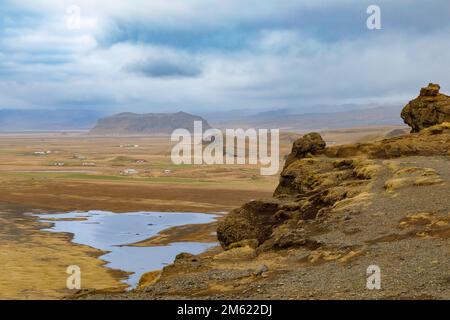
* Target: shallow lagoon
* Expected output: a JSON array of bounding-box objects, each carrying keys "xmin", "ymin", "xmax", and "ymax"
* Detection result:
[{"xmin": 35, "ymin": 211, "xmax": 218, "ymax": 287}]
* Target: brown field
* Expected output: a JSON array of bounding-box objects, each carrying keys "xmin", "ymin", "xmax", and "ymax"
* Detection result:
[
  {"xmin": 0, "ymin": 126, "xmax": 406, "ymax": 299},
  {"xmin": 320, "ymin": 125, "xmax": 409, "ymax": 145}
]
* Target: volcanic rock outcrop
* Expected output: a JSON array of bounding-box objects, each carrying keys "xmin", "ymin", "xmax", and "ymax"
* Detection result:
[
  {"xmin": 217, "ymin": 95, "xmax": 450, "ymax": 251},
  {"xmin": 283, "ymin": 132, "xmax": 326, "ymax": 168},
  {"xmin": 217, "ymin": 129, "xmax": 382, "ymax": 250},
  {"xmin": 401, "ymin": 83, "xmax": 450, "ymax": 132}
]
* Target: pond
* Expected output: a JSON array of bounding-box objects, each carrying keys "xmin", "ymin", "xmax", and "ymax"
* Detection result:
[{"xmin": 34, "ymin": 210, "xmax": 218, "ymax": 288}]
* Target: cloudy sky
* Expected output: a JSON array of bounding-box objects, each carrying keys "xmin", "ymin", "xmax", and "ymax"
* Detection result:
[{"xmin": 0, "ymin": 0, "xmax": 449, "ymax": 113}]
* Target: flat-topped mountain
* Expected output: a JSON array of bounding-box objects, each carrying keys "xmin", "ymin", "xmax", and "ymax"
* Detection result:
[{"xmin": 89, "ymin": 111, "xmax": 211, "ymax": 135}]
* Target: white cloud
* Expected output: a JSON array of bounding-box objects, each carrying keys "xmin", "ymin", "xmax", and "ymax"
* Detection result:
[{"xmin": 0, "ymin": 0, "xmax": 449, "ymax": 112}]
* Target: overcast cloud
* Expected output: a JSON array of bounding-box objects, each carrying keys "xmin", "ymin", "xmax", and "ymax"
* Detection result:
[{"xmin": 0, "ymin": 0, "xmax": 449, "ymax": 113}]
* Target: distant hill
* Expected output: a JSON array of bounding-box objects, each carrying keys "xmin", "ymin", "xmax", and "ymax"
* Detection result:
[
  {"xmin": 207, "ymin": 105, "xmax": 404, "ymax": 131},
  {"xmin": 0, "ymin": 109, "xmax": 104, "ymax": 132},
  {"xmin": 89, "ymin": 111, "xmax": 211, "ymax": 135}
]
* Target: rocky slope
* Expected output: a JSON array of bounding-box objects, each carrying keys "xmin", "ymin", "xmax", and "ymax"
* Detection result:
[
  {"xmin": 89, "ymin": 111, "xmax": 210, "ymax": 135},
  {"xmin": 80, "ymin": 85, "xmax": 450, "ymax": 300},
  {"xmin": 217, "ymin": 123, "xmax": 450, "ymax": 252}
]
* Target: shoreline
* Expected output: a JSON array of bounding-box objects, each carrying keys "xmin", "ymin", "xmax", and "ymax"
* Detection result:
[
  {"xmin": 35, "ymin": 210, "xmax": 222, "ymax": 288},
  {"xmin": 0, "ymin": 203, "xmax": 129, "ymax": 299},
  {"xmin": 0, "ymin": 202, "xmax": 227, "ymax": 299}
]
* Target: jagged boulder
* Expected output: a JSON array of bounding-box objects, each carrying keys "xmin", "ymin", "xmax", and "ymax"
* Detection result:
[
  {"xmin": 274, "ymin": 133, "xmax": 328, "ymax": 196},
  {"xmin": 216, "ymin": 200, "xmax": 281, "ymax": 249},
  {"xmin": 401, "ymin": 83, "xmax": 450, "ymax": 132},
  {"xmin": 284, "ymin": 132, "xmax": 326, "ymax": 168}
]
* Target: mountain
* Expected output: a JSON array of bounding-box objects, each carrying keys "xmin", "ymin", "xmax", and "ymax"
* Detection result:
[
  {"xmin": 0, "ymin": 109, "xmax": 104, "ymax": 131},
  {"xmin": 89, "ymin": 111, "xmax": 211, "ymax": 135}
]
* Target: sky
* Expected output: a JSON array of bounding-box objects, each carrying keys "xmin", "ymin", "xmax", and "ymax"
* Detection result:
[{"xmin": 0, "ymin": 0, "xmax": 449, "ymax": 114}]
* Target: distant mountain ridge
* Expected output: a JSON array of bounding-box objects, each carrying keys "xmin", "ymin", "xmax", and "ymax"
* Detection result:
[
  {"xmin": 0, "ymin": 109, "xmax": 104, "ymax": 132},
  {"xmin": 89, "ymin": 111, "xmax": 211, "ymax": 135},
  {"xmin": 207, "ymin": 105, "xmax": 404, "ymax": 131},
  {"xmin": 0, "ymin": 105, "xmax": 403, "ymax": 133}
]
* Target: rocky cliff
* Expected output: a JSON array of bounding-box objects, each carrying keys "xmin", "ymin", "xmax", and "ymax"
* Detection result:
[
  {"xmin": 89, "ymin": 111, "xmax": 210, "ymax": 135},
  {"xmin": 217, "ymin": 123, "xmax": 450, "ymax": 252}
]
